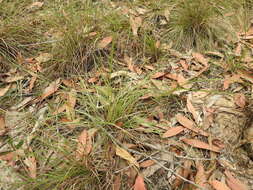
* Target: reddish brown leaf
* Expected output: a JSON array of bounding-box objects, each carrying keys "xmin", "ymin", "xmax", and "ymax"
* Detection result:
[
  {"xmin": 97, "ymin": 36, "xmax": 113, "ymax": 49},
  {"xmin": 225, "ymin": 170, "xmax": 249, "ymax": 190},
  {"xmin": 238, "ymin": 69, "xmax": 253, "ymax": 83},
  {"xmin": 88, "ymin": 77, "xmax": 99, "ymax": 83},
  {"xmin": 182, "ymin": 138, "xmax": 221, "ymax": 153},
  {"xmin": 140, "ymin": 160, "xmax": 156, "ymax": 168},
  {"xmin": 76, "ymin": 129, "xmax": 92, "ymax": 159},
  {"xmin": 0, "ymin": 152, "xmax": 14, "ymax": 162},
  {"xmin": 39, "ymin": 78, "xmax": 61, "ymax": 101},
  {"xmin": 210, "ymin": 180, "xmax": 231, "ymax": 190},
  {"xmin": 162, "ymin": 126, "xmax": 184, "ymax": 138},
  {"xmin": 151, "ymin": 72, "xmax": 165, "ymax": 79},
  {"xmin": 187, "ymin": 97, "xmax": 198, "ymax": 122},
  {"xmin": 176, "ymin": 114, "xmax": 208, "ymax": 136},
  {"xmin": 134, "ymin": 175, "xmax": 146, "ymax": 190},
  {"xmin": 234, "ymin": 93, "xmax": 246, "ymax": 108},
  {"xmin": 223, "ymin": 74, "xmax": 242, "ymax": 90},
  {"xmin": 192, "ymin": 52, "xmax": 208, "ymax": 66},
  {"xmin": 179, "ymin": 59, "xmax": 189, "ymax": 71}
]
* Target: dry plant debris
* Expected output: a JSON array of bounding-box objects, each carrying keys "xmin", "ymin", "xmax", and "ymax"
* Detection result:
[{"xmin": 1, "ymin": 0, "xmax": 253, "ymax": 190}]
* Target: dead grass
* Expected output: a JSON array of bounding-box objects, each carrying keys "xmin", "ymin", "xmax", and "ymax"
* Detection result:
[{"xmin": 1, "ymin": 0, "xmax": 253, "ymax": 190}]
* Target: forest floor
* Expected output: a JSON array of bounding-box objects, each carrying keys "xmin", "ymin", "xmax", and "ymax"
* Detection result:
[{"xmin": 0, "ymin": 0, "xmax": 253, "ymax": 190}]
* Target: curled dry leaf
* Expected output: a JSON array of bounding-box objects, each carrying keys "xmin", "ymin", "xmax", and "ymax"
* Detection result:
[
  {"xmin": 182, "ymin": 138, "xmax": 221, "ymax": 153},
  {"xmin": 39, "ymin": 78, "xmax": 61, "ymax": 101},
  {"xmin": 140, "ymin": 160, "xmax": 156, "ymax": 168},
  {"xmin": 97, "ymin": 36, "xmax": 113, "ymax": 49},
  {"xmin": 176, "ymin": 114, "xmax": 208, "ymax": 136},
  {"xmin": 162, "ymin": 126, "xmax": 184, "ymax": 138},
  {"xmin": 76, "ymin": 129, "xmax": 92, "ymax": 159},
  {"xmin": 0, "ymin": 84, "xmax": 11, "ymax": 96},
  {"xmin": 210, "ymin": 180, "xmax": 231, "ymax": 190},
  {"xmin": 116, "ymin": 146, "xmax": 139, "ymax": 168},
  {"xmin": 134, "ymin": 175, "xmax": 146, "ymax": 190},
  {"xmin": 234, "ymin": 93, "xmax": 246, "ymax": 108},
  {"xmin": 224, "ymin": 170, "xmax": 249, "ymax": 190}
]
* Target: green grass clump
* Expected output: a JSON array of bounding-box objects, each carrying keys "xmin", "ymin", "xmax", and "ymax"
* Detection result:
[{"xmin": 165, "ymin": 0, "xmax": 236, "ymax": 51}]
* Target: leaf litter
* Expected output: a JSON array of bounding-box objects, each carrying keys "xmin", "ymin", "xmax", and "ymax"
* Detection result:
[{"xmin": 1, "ymin": 1, "xmax": 253, "ymax": 189}]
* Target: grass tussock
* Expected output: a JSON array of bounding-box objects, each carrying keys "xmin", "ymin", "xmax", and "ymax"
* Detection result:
[{"xmin": 165, "ymin": 0, "xmax": 236, "ymax": 51}]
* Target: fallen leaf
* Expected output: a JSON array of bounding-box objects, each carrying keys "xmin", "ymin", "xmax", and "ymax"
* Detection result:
[
  {"xmin": 140, "ymin": 160, "xmax": 156, "ymax": 168},
  {"xmin": 210, "ymin": 180, "xmax": 231, "ymax": 190},
  {"xmin": 162, "ymin": 126, "xmax": 184, "ymax": 138},
  {"xmin": 88, "ymin": 77, "xmax": 99, "ymax": 83},
  {"xmin": 134, "ymin": 175, "xmax": 146, "ymax": 190},
  {"xmin": 29, "ymin": 76, "xmax": 37, "ymax": 91},
  {"xmin": 0, "ymin": 116, "xmax": 6, "ymax": 136},
  {"xmin": 238, "ymin": 69, "xmax": 253, "ymax": 83},
  {"xmin": 179, "ymin": 59, "xmax": 189, "ymax": 71},
  {"xmin": 113, "ymin": 175, "xmax": 121, "ymax": 190},
  {"xmin": 0, "ymin": 152, "xmax": 15, "ymax": 163},
  {"xmin": 234, "ymin": 93, "xmax": 246, "ymax": 108},
  {"xmin": 97, "ymin": 36, "xmax": 112, "ymax": 49},
  {"xmin": 187, "ymin": 97, "xmax": 198, "ymax": 122},
  {"xmin": 39, "ymin": 78, "xmax": 61, "ymax": 101},
  {"xmin": 176, "ymin": 114, "xmax": 208, "ymax": 136},
  {"xmin": 116, "ymin": 146, "xmax": 139, "ymax": 167},
  {"xmin": 223, "ymin": 74, "xmax": 243, "ymax": 90},
  {"xmin": 0, "ymin": 84, "xmax": 11, "ymax": 96},
  {"xmin": 130, "ymin": 16, "xmax": 142, "ymax": 36},
  {"xmin": 192, "ymin": 52, "xmax": 208, "ymax": 66},
  {"xmin": 182, "ymin": 138, "xmax": 221, "ymax": 153},
  {"xmin": 24, "ymin": 155, "xmax": 37, "ymax": 179},
  {"xmin": 125, "ymin": 55, "xmax": 142, "ymax": 75},
  {"xmin": 224, "ymin": 170, "xmax": 249, "ymax": 190},
  {"xmin": 151, "ymin": 72, "xmax": 165, "ymax": 79},
  {"xmin": 195, "ymin": 161, "xmax": 207, "ymax": 189},
  {"xmin": 76, "ymin": 129, "xmax": 92, "ymax": 159}
]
